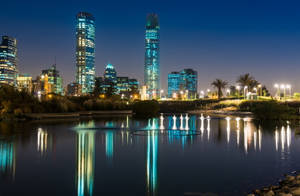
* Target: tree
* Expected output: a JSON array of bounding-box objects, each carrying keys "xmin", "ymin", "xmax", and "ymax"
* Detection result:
[
  {"xmin": 211, "ymin": 79, "xmax": 228, "ymax": 99},
  {"xmin": 237, "ymin": 73, "xmax": 260, "ymax": 91}
]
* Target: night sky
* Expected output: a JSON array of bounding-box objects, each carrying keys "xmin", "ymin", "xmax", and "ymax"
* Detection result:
[{"xmin": 1, "ymin": 0, "xmax": 300, "ymax": 92}]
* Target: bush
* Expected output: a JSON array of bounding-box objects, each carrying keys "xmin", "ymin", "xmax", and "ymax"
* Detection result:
[
  {"xmin": 239, "ymin": 100, "xmax": 296, "ymax": 120},
  {"xmin": 132, "ymin": 100, "xmax": 160, "ymax": 117}
]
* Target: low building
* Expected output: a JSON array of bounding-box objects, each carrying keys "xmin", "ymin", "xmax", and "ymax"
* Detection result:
[
  {"xmin": 16, "ymin": 74, "xmax": 32, "ymax": 93},
  {"xmin": 34, "ymin": 65, "xmax": 63, "ymax": 96},
  {"xmin": 67, "ymin": 82, "xmax": 82, "ymax": 96}
]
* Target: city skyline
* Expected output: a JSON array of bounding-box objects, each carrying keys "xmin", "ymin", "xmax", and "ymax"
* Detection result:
[{"xmin": 1, "ymin": 0, "xmax": 300, "ymax": 92}]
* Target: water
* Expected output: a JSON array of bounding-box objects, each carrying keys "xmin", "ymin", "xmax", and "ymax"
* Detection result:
[{"xmin": 0, "ymin": 114, "xmax": 300, "ymax": 196}]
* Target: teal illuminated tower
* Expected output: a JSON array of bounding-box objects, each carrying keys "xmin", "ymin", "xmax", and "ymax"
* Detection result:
[
  {"xmin": 76, "ymin": 12, "xmax": 96, "ymax": 94},
  {"xmin": 144, "ymin": 13, "xmax": 160, "ymax": 99}
]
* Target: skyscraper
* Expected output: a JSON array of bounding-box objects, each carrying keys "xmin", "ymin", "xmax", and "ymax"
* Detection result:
[
  {"xmin": 144, "ymin": 13, "xmax": 160, "ymax": 99},
  {"xmin": 76, "ymin": 12, "xmax": 96, "ymax": 94},
  {"xmin": 0, "ymin": 36, "xmax": 18, "ymax": 86}
]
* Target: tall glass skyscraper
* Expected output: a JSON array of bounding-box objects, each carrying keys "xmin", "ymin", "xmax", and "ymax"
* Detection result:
[
  {"xmin": 144, "ymin": 13, "xmax": 160, "ymax": 99},
  {"xmin": 0, "ymin": 36, "xmax": 18, "ymax": 86},
  {"xmin": 76, "ymin": 12, "xmax": 96, "ymax": 94}
]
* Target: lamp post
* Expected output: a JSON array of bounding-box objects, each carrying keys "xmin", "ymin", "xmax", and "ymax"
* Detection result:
[
  {"xmin": 185, "ymin": 90, "xmax": 189, "ymax": 100},
  {"xmin": 207, "ymin": 89, "xmax": 211, "ymax": 98},
  {"xmin": 274, "ymin": 84, "xmax": 279, "ymax": 98},
  {"xmin": 257, "ymin": 84, "xmax": 262, "ymax": 96},
  {"xmin": 236, "ymin": 86, "xmax": 241, "ymax": 99},
  {"xmin": 280, "ymin": 84, "xmax": 286, "ymax": 99},
  {"xmin": 226, "ymin": 89, "xmax": 230, "ymax": 97},
  {"xmin": 180, "ymin": 90, "xmax": 184, "ymax": 100},
  {"xmin": 286, "ymin": 84, "xmax": 291, "ymax": 98},
  {"xmin": 244, "ymin": 86, "xmax": 248, "ymax": 99}
]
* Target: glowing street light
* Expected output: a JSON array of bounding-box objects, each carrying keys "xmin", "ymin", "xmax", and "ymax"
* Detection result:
[
  {"xmin": 286, "ymin": 84, "xmax": 291, "ymax": 97},
  {"xmin": 257, "ymin": 84, "xmax": 262, "ymax": 96},
  {"xmin": 244, "ymin": 86, "xmax": 248, "ymax": 99},
  {"xmin": 274, "ymin": 83, "xmax": 280, "ymax": 98},
  {"xmin": 236, "ymin": 86, "xmax": 241, "ymax": 99}
]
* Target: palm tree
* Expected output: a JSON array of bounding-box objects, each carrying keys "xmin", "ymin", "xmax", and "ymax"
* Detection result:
[
  {"xmin": 237, "ymin": 73, "xmax": 259, "ymax": 91},
  {"xmin": 211, "ymin": 79, "xmax": 228, "ymax": 99},
  {"xmin": 236, "ymin": 73, "xmax": 254, "ymax": 87}
]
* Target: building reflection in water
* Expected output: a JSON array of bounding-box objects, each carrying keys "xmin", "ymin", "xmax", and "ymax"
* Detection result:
[
  {"xmin": 106, "ymin": 131, "xmax": 114, "ymax": 160},
  {"xmin": 75, "ymin": 121, "xmax": 96, "ymax": 196},
  {"xmin": 0, "ymin": 140, "xmax": 16, "ymax": 180},
  {"xmin": 146, "ymin": 126, "xmax": 158, "ymax": 196}
]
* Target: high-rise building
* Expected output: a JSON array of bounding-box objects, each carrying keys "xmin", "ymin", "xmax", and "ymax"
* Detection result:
[
  {"xmin": 39, "ymin": 65, "xmax": 63, "ymax": 95},
  {"xmin": 167, "ymin": 72, "xmax": 181, "ymax": 98},
  {"xmin": 76, "ymin": 12, "xmax": 96, "ymax": 94},
  {"xmin": 0, "ymin": 36, "xmax": 18, "ymax": 86},
  {"xmin": 167, "ymin": 69, "xmax": 198, "ymax": 99},
  {"xmin": 180, "ymin": 69, "xmax": 198, "ymax": 99},
  {"xmin": 144, "ymin": 13, "xmax": 160, "ymax": 99}
]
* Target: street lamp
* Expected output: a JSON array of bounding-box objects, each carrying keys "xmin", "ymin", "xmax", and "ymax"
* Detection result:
[
  {"xmin": 207, "ymin": 89, "xmax": 211, "ymax": 98},
  {"xmin": 274, "ymin": 83, "xmax": 279, "ymax": 98},
  {"xmin": 226, "ymin": 89, "xmax": 230, "ymax": 97},
  {"xmin": 257, "ymin": 84, "xmax": 262, "ymax": 96},
  {"xmin": 286, "ymin": 84, "xmax": 291, "ymax": 97},
  {"xmin": 280, "ymin": 84, "xmax": 286, "ymax": 99},
  {"xmin": 236, "ymin": 85, "xmax": 241, "ymax": 99},
  {"xmin": 244, "ymin": 86, "xmax": 248, "ymax": 99}
]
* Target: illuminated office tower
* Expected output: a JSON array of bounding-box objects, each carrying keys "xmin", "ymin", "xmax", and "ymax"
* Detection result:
[
  {"xmin": 144, "ymin": 14, "xmax": 160, "ymax": 99},
  {"xmin": 76, "ymin": 12, "xmax": 96, "ymax": 94},
  {"xmin": 0, "ymin": 36, "xmax": 18, "ymax": 86},
  {"xmin": 40, "ymin": 65, "xmax": 63, "ymax": 95},
  {"xmin": 167, "ymin": 72, "xmax": 180, "ymax": 98},
  {"xmin": 167, "ymin": 69, "xmax": 198, "ymax": 99}
]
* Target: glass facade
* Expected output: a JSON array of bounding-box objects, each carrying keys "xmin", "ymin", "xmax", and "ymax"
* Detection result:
[
  {"xmin": 167, "ymin": 72, "xmax": 181, "ymax": 98},
  {"xmin": 180, "ymin": 69, "xmax": 198, "ymax": 99},
  {"xmin": 144, "ymin": 13, "xmax": 160, "ymax": 99},
  {"xmin": 76, "ymin": 12, "xmax": 96, "ymax": 94},
  {"xmin": 0, "ymin": 36, "xmax": 18, "ymax": 86},
  {"xmin": 168, "ymin": 69, "xmax": 198, "ymax": 99}
]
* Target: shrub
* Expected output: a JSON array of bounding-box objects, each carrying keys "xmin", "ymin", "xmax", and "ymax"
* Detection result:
[
  {"xmin": 239, "ymin": 100, "xmax": 296, "ymax": 120},
  {"xmin": 132, "ymin": 100, "xmax": 160, "ymax": 117}
]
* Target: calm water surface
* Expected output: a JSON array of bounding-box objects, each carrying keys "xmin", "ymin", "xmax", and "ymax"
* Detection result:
[{"xmin": 0, "ymin": 114, "xmax": 300, "ymax": 196}]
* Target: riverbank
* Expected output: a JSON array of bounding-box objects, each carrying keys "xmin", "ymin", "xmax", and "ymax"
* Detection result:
[
  {"xmin": 248, "ymin": 172, "xmax": 300, "ymax": 196},
  {"xmin": 25, "ymin": 110, "xmax": 133, "ymax": 120},
  {"xmin": 188, "ymin": 109, "xmax": 253, "ymax": 118}
]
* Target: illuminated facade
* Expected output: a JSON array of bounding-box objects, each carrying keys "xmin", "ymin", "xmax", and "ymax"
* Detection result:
[
  {"xmin": 96, "ymin": 63, "xmax": 139, "ymax": 97},
  {"xmin": 16, "ymin": 74, "xmax": 32, "ymax": 93},
  {"xmin": 39, "ymin": 65, "xmax": 63, "ymax": 95},
  {"xmin": 167, "ymin": 69, "xmax": 198, "ymax": 99},
  {"xmin": 67, "ymin": 82, "xmax": 82, "ymax": 96},
  {"xmin": 167, "ymin": 72, "xmax": 180, "ymax": 98},
  {"xmin": 144, "ymin": 14, "xmax": 160, "ymax": 99},
  {"xmin": 0, "ymin": 36, "xmax": 18, "ymax": 86},
  {"xmin": 76, "ymin": 12, "xmax": 96, "ymax": 94}
]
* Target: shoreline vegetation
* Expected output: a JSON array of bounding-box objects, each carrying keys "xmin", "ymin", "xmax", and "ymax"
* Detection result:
[{"xmin": 1, "ymin": 85, "xmax": 300, "ymax": 120}]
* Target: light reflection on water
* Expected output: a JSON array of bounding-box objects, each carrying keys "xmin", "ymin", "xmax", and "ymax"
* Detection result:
[{"xmin": 0, "ymin": 114, "xmax": 299, "ymax": 196}]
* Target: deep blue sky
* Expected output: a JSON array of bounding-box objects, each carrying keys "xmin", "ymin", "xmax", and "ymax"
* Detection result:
[{"xmin": 1, "ymin": 0, "xmax": 300, "ymax": 92}]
